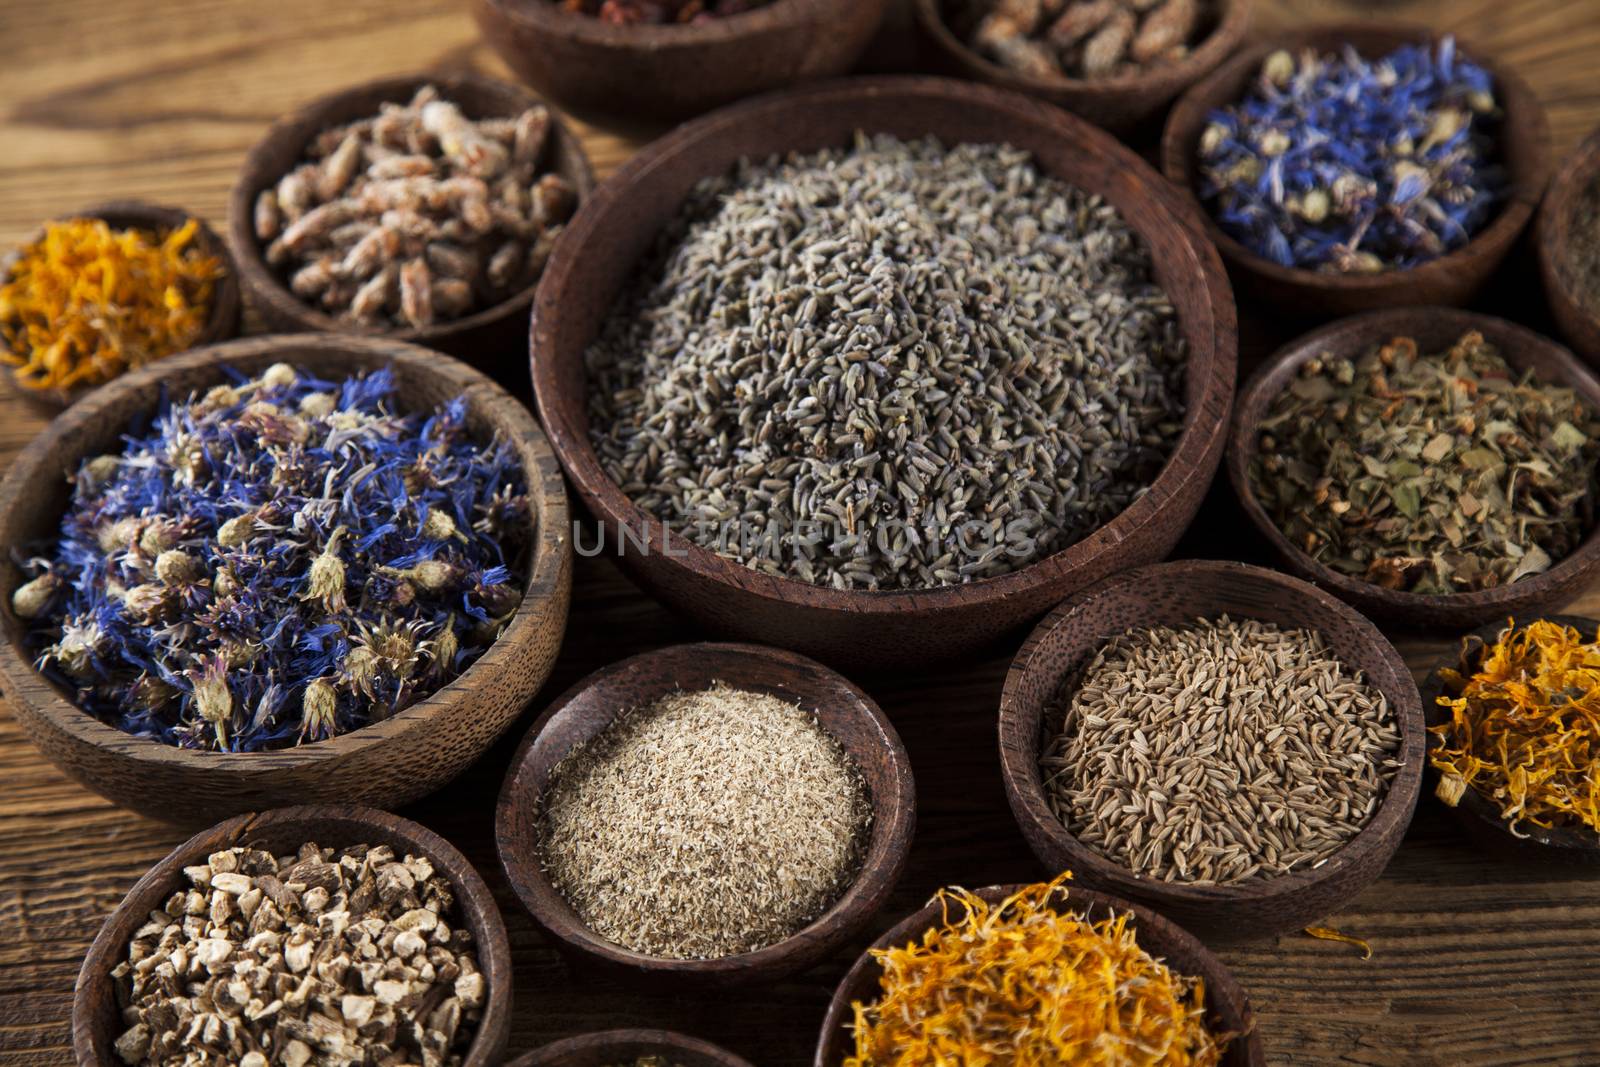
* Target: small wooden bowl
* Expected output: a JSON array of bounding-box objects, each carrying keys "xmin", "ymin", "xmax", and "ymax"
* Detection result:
[
  {"xmin": 73, "ymin": 805, "xmax": 512, "ymax": 1067},
  {"xmin": 912, "ymin": 0, "xmax": 1251, "ymax": 134},
  {"xmin": 531, "ymin": 75, "xmax": 1236, "ymax": 669},
  {"xmin": 1228, "ymin": 307, "xmax": 1600, "ymax": 629},
  {"xmin": 1418, "ymin": 614, "xmax": 1600, "ymax": 865},
  {"xmin": 471, "ymin": 0, "xmax": 892, "ymax": 130},
  {"xmin": 997, "ymin": 560, "xmax": 1425, "ymax": 939},
  {"xmin": 0, "ymin": 200, "xmax": 240, "ymax": 410},
  {"xmin": 1538, "ymin": 127, "xmax": 1600, "ymax": 368},
  {"xmin": 496, "ymin": 641, "xmax": 916, "ymax": 986},
  {"xmin": 227, "ymin": 72, "xmax": 594, "ymax": 391},
  {"xmin": 508, "ymin": 1029, "xmax": 755, "ymax": 1067},
  {"xmin": 1161, "ymin": 24, "xmax": 1550, "ymax": 318},
  {"xmin": 0, "ymin": 334, "xmax": 572, "ymax": 823},
  {"xmin": 813, "ymin": 882, "xmax": 1264, "ymax": 1066}
]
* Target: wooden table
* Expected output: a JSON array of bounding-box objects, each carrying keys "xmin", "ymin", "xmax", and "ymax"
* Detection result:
[{"xmin": 3, "ymin": 1, "xmax": 1599, "ymax": 1064}]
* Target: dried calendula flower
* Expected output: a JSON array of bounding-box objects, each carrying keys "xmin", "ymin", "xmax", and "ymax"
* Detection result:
[
  {"xmin": 847, "ymin": 874, "xmax": 1232, "ymax": 1066},
  {"xmin": 1432, "ymin": 619, "xmax": 1600, "ymax": 837},
  {"xmin": 0, "ymin": 217, "xmax": 222, "ymax": 393}
]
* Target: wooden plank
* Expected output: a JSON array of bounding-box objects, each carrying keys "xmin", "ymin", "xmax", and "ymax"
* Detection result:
[{"xmin": 2, "ymin": 0, "xmax": 1600, "ymax": 1063}]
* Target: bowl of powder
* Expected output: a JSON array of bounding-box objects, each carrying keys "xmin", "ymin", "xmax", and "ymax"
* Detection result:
[
  {"xmin": 495, "ymin": 641, "xmax": 915, "ymax": 985},
  {"xmin": 998, "ymin": 559, "xmax": 1426, "ymax": 938},
  {"xmin": 530, "ymin": 74, "xmax": 1236, "ymax": 669}
]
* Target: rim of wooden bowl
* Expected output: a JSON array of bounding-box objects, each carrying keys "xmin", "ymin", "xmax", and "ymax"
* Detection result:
[
  {"xmin": 1160, "ymin": 23, "xmax": 1550, "ymax": 309},
  {"xmin": 478, "ymin": 0, "xmax": 855, "ymax": 46},
  {"xmin": 1, "ymin": 200, "xmax": 241, "ymax": 409},
  {"xmin": 529, "ymin": 74, "xmax": 1236, "ymax": 655},
  {"xmin": 1418, "ymin": 613, "xmax": 1600, "ymax": 861},
  {"xmin": 0, "ymin": 334, "xmax": 571, "ymax": 817},
  {"xmin": 495, "ymin": 640, "xmax": 916, "ymax": 984},
  {"xmin": 72, "ymin": 804, "xmax": 513, "ymax": 1067},
  {"xmin": 1226, "ymin": 306, "xmax": 1600, "ymax": 628},
  {"xmin": 997, "ymin": 559, "xmax": 1425, "ymax": 937},
  {"xmin": 226, "ymin": 71, "xmax": 595, "ymax": 350},
  {"xmin": 1537, "ymin": 127, "xmax": 1600, "ymax": 367},
  {"xmin": 507, "ymin": 1029, "xmax": 756, "ymax": 1067},
  {"xmin": 812, "ymin": 882, "xmax": 1265, "ymax": 1067},
  {"xmin": 911, "ymin": 0, "xmax": 1252, "ymax": 117}
]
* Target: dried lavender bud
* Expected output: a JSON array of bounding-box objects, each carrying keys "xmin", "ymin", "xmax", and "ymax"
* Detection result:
[
  {"xmin": 20, "ymin": 364, "xmax": 531, "ymax": 752},
  {"xmin": 1197, "ymin": 38, "xmax": 1505, "ymax": 271}
]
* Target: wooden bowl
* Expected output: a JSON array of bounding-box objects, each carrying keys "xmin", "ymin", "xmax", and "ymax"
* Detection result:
[
  {"xmin": 227, "ymin": 71, "xmax": 594, "ymax": 392},
  {"xmin": 496, "ymin": 641, "xmax": 916, "ymax": 985},
  {"xmin": 997, "ymin": 559, "xmax": 1425, "ymax": 939},
  {"xmin": 1, "ymin": 200, "xmax": 240, "ymax": 410},
  {"xmin": 1418, "ymin": 614, "xmax": 1600, "ymax": 865},
  {"xmin": 73, "ymin": 805, "xmax": 512, "ymax": 1067},
  {"xmin": 1161, "ymin": 24, "xmax": 1550, "ymax": 318},
  {"xmin": 471, "ymin": 0, "xmax": 892, "ymax": 131},
  {"xmin": 508, "ymin": 1029, "xmax": 755, "ymax": 1067},
  {"xmin": 1228, "ymin": 307, "xmax": 1600, "ymax": 629},
  {"xmin": 0, "ymin": 334, "xmax": 572, "ymax": 823},
  {"xmin": 1538, "ymin": 127, "xmax": 1600, "ymax": 368},
  {"xmin": 911, "ymin": 0, "xmax": 1251, "ymax": 134},
  {"xmin": 530, "ymin": 75, "xmax": 1237, "ymax": 670},
  {"xmin": 813, "ymin": 882, "xmax": 1264, "ymax": 1066}
]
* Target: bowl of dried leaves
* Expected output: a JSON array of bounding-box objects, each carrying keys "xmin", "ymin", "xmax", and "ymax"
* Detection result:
[
  {"xmin": 1228, "ymin": 307, "xmax": 1600, "ymax": 629},
  {"xmin": 998, "ymin": 560, "xmax": 1426, "ymax": 939},
  {"xmin": 508, "ymin": 1028, "xmax": 756, "ymax": 1066},
  {"xmin": 1420, "ymin": 615, "xmax": 1600, "ymax": 864},
  {"xmin": 470, "ymin": 0, "xmax": 893, "ymax": 130},
  {"xmin": 73, "ymin": 804, "xmax": 513, "ymax": 1067},
  {"xmin": 0, "ymin": 333, "xmax": 572, "ymax": 823},
  {"xmin": 228, "ymin": 71, "xmax": 593, "ymax": 392},
  {"xmin": 914, "ymin": 0, "xmax": 1252, "ymax": 134}
]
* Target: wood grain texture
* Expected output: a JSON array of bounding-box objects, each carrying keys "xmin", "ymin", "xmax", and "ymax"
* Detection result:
[
  {"xmin": 998, "ymin": 560, "xmax": 1425, "ymax": 940},
  {"xmin": 2, "ymin": 0, "xmax": 1600, "ymax": 1064}
]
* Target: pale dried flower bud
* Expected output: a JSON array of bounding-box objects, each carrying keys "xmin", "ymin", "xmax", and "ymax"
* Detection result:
[
  {"xmin": 298, "ymin": 391, "xmax": 338, "ymax": 418},
  {"xmin": 155, "ymin": 549, "xmax": 200, "ymax": 585},
  {"xmin": 260, "ymin": 363, "xmax": 298, "ymax": 391},
  {"xmin": 421, "ymin": 508, "xmax": 459, "ymax": 541},
  {"xmin": 81, "ymin": 454, "xmax": 122, "ymax": 488},
  {"xmin": 217, "ymin": 512, "xmax": 256, "ymax": 548},
  {"xmin": 302, "ymin": 526, "xmax": 348, "ymax": 611},
  {"xmin": 11, "ymin": 573, "xmax": 62, "ymax": 619},
  {"xmin": 301, "ymin": 678, "xmax": 339, "ymax": 742}
]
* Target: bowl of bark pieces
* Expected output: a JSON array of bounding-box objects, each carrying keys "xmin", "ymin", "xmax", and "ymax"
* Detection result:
[
  {"xmin": 0, "ymin": 333, "xmax": 572, "ymax": 823},
  {"xmin": 73, "ymin": 804, "xmax": 513, "ymax": 1067},
  {"xmin": 0, "ymin": 200, "xmax": 240, "ymax": 411},
  {"xmin": 1418, "ymin": 614, "xmax": 1600, "ymax": 865},
  {"xmin": 913, "ymin": 0, "xmax": 1252, "ymax": 135},
  {"xmin": 471, "ymin": 0, "xmax": 893, "ymax": 131},
  {"xmin": 813, "ymin": 881, "xmax": 1264, "ymax": 1065},
  {"xmin": 228, "ymin": 71, "xmax": 593, "ymax": 392},
  {"xmin": 997, "ymin": 559, "xmax": 1426, "ymax": 940},
  {"xmin": 508, "ymin": 1028, "xmax": 756, "ymax": 1066},
  {"xmin": 1538, "ymin": 126, "xmax": 1600, "ymax": 369},
  {"xmin": 496, "ymin": 641, "xmax": 916, "ymax": 986}
]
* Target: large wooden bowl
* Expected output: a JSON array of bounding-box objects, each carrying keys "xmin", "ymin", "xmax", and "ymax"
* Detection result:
[
  {"xmin": 530, "ymin": 75, "xmax": 1237, "ymax": 669},
  {"xmin": 471, "ymin": 0, "xmax": 892, "ymax": 130},
  {"xmin": 1162, "ymin": 24, "xmax": 1549, "ymax": 319},
  {"xmin": 1538, "ymin": 127, "xmax": 1600, "ymax": 368},
  {"xmin": 813, "ymin": 882, "xmax": 1264, "ymax": 1066},
  {"xmin": 227, "ymin": 72, "xmax": 594, "ymax": 392},
  {"xmin": 508, "ymin": 1029, "xmax": 755, "ymax": 1067},
  {"xmin": 0, "ymin": 334, "xmax": 572, "ymax": 823},
  {"xmin": 496, "ymin": 641, "xmax": 916, "ymax": 986},
  {"xmin": 1418, "ymin": 614, "xmax": 1600, "ymax": 865},
  {"xmin": 998, "ymin": 560, "xmax": 1425, "ymax": 939},
  {"xmin": 1, "ymin": 200, "xmax": 241, "ymax": 410},
  {"xmin": 1228, "ymin": 307, "xmax": 1600, "ymax": 629},
  {"xmin": 72, "ymin": 805, "xmax": 513, "ymax": 1067},
  {"xmin": 912, "ymin": 0, "xmax": 1252, "ymax": 134}
]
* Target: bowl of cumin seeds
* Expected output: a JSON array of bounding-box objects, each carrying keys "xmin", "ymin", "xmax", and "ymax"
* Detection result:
[
  {"xmin": 531, "ymin": 74, "xmax": 1236, "ymax": 670},
  {"xmin": 998, "ymin": 559, "xmax": 1426, "ymax": 938}
]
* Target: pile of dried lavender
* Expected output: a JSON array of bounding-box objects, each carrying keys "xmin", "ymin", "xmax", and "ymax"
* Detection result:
[
  {"xmin": 537, "ymin": 683, "xmax": 871, "ymax": 959},
  {"xmin": 12, "ymin": 363, "xmax": 531, "ymax": 752},
  {"xmin": 1041, "ymin": 616, "xmax": 1404, "ymax": 884},
  {"xmin": 955, "ymin": 0, "xmax": 1209, "ymax": 80},
  {"xmin": 255, "ymin": 85, "xmax": 578, "ymax": 330},
  {"xmin": 586, "ymin": 133, "xmax": 1187, "ymax": 590},
  {"xmin": 110, "ymin": 842, "xmax": 485, "ymax": 1067}
]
